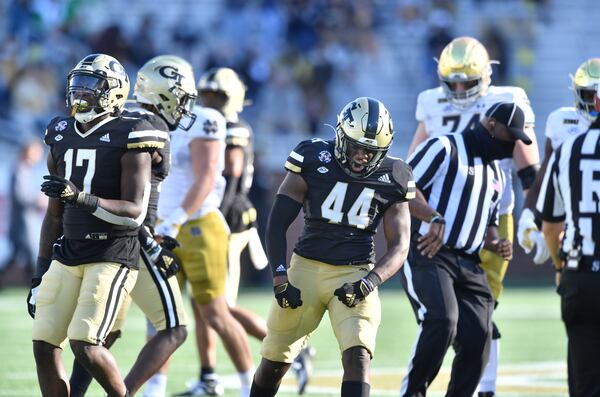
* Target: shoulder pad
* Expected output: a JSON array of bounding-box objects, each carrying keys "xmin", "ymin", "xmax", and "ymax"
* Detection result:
[
  {"xmin": 44, "ymin": 117, "xmax": 70, "ymax": 146},
  {"xmin": 126, "ymin": 118, "xmax": 168, "ymax": 150},
  {"xmin": 284, "ymin": 138, "xmax": 332, "ymax": 174},
  {"xmin": 188, "ymin": 106, "xmax": 226, "ymax": 141},
  {"xmin": 124, "ymin": 109, "xmax": 170, "ymax": 133},
  {"xmin": 391, "ymin": 159, "xmax": 416, "ymax": 201}
]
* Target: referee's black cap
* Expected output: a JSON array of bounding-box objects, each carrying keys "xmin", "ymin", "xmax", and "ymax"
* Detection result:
[{"xmin": 486, "ymin": 102, "xmax": 532, "ymax": 145}]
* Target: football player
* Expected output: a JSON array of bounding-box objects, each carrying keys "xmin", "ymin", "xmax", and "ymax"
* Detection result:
[
  {"xmin": 519, "ymin": 58, "xmax": 600, "ymax": 266},
  {"xmin": 67, "ymin": 55, "xmax": 198, "ymax": 397},
  {"xmin": 250, "ymin": 97, "xmax": 414, "ymax": 397},
  {"xmin": 406, "ymin": 37, "xmax": 541, "ymax": 397},
  {"xmin": 156, "ymin": 68, "xmax": 255, "ymax": 397},
  {"xmin": 29, "ymin": 53, "xmax": 164, "ymax": 397}
]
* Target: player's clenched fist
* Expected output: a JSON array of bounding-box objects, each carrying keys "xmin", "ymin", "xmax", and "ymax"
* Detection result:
[
  {"xmin": 273, "ymin": 281, "xmax": 302, "ymax": 309},
  {"xmin": 334, "ymin": 272, "xmax": 382, "ymax": 308}
]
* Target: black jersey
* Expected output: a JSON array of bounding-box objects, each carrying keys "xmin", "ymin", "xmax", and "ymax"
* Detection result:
[
  {"xmin": 285, "ymin": 138, "xmax": 415, "ymax": 265},
  {"xmin": 222, "ymin": 119, "xmax": 256, "ymax": 233},
  {"xmin": 44, "ymin": 115, "xmax": 166, "ymax": 268},
  {"xmin": 123, "ymin": 107, "xmax": 171, "ymax": 228}
]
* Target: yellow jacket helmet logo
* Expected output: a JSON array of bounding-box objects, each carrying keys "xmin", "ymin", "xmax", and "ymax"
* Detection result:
[
  {"xmin": 335, "ymin": 97, "xmax": 393, "ymax": 178},
  {"xmin": 437, "ymin": 36, "xmax": 494, "ymax": 109},
  {"xmin": 572, "ymin": 58, "xmax": 600, "ymax": 122}
]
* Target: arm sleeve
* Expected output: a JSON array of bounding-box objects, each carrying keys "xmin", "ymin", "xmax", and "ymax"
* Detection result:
[
  {"xmin": 220, "ymin": 174, "xmax": 240, "ymax": 218},
  {"xmin": 266, "ymin": 194, "xmax": 302, "ymax": 277}
]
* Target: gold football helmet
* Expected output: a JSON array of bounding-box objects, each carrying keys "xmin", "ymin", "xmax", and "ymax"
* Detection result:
[
  {"xmin": 572, "ymin": 58, "xmax": 600, "ymax": 122},
  {"xmin": 134, "ymin": 55, "xmax": 198, "ymax": 130},
  {"xmin": 197, "ymin": 67, "xmax": 247, "ymax": 121},
  {"xmin": 66, "ymin": 54, "xmax": 130, "ymax": 124},
  {"xmin": 334, "ymin": 97, "xmax": 394, "ymax": 178},
  {"xmin": 437, "ymin": 36, "xmax": 493, "ymax": 109}
]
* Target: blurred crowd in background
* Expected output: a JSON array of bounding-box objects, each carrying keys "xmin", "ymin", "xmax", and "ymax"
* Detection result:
[{"xmin": 0, "ymin": 0, "xmax": 560, "ymax": 286}]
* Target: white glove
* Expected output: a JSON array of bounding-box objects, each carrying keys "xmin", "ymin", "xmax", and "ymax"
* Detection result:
[
  {"xmin": 529, "ymin": 229, "xmax": 551, "ymax": 264},
  {"xmin": 155, "ymin": 207, "xmax": 188, "ymax": 239},
  {"xmin": 248, "ymin": 227, "xmax": 268, "ymax": 270},
  {"xmin": 517, "ymin": 208, "xmax": 538, "ymax": 252},
  {"xmin": 517, "ymin": 208, "xmax": 550, "ymax": 264}
]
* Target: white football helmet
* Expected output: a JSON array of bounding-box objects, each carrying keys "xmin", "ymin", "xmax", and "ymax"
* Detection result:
[
  {"xmin": 334, "ymin": 97, "xmax": 394, "ymax": 178},
  {"xmin": 66, "ymin": 53, "xmax": 129, "ymax": 124},
  {"xmin": 134, "ymin": 55, "xmax": 197, "ymax": 130},
  {"xmin": 197, "ymin": 67, "xmax": 247, "ymax": 121},
  {"xmin": 572, "ymin": 58, "xmax": 600, "ymax": 122},
  {"xmin": 437, "ymin": 36, "xmax": 494, "ymax": 109}
]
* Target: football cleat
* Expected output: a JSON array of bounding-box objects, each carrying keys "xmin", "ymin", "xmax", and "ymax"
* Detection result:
[
  {"xmin": 172, "ymin": 376, "xmax": 225, "ymax": 396},
  {"xmin": 437, "ymin": 36, "xmax": 494, "ymax": 109},
  {"xmin": 291, "ymin": 346, "xmax": 316, "ymax": 395}
]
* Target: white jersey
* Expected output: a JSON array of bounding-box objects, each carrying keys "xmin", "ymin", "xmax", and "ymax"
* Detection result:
[
  {"xmin": 158, "ymin": 105, "xmax": 226, "ymax": 221},
  {"xmin": 544, "ymin": 106, "xmax": 590, "ymax": 150},
  {"xmin": 415, "ymin": 85, "xmax": 535, "ymax": 215}
]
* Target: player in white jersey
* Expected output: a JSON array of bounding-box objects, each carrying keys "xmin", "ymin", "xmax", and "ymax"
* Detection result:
[
  {"xmin": 155, "ymin": 82, "xmax": 255, "ymax": 397},
  {"xmin": 406, "ymin": 36, "xmax": 541, "ymax": 397},
  {"xmin": 518, "ymin": 58, "xmax": 600, "ymax": 271}
]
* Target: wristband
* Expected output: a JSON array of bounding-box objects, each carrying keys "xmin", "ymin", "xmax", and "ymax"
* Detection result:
[
  {"xmin": 364, "ymin": 271, "xmax": 382, "ymax": 289},
  {"xmin": 273, "ymin": 263, "xmax": 288, "ymax": 278},
  {"xmin": 427, "ymin": 212, "xmax": 445, "ymax": 224},
  {"xmin": 75, "ymin": 192, "xmax": 99, "ymax": 212}
]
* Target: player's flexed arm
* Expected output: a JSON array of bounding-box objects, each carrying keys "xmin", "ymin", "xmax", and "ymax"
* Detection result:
[
  {"xmin": 266, "ymin": 172, "xmax": 308, "ymax": 309},
  {"xmin": 334, "ymin": 200, "xmax": 411, "ymax": 308},
  {"xmin": 41, "ymin": 151, "xmax": 152, "ymax": 226}
]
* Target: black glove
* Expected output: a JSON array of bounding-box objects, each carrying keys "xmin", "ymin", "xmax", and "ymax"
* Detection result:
[
  {"xmin": 160, "ymin": 235, "xmax": 181, "ymax": 251},
  {"xmin": 147, "ymin": 244, "xmax": 181, "ymax": 279},
  {"xmin": 334, "ymin": 272, "xmax": 382, "ymax": 308},
  {"xmin": 27, "ymin": 278, "xmax": 42, "ymax": 319},
  {"xmin": 273, "ymin": 281, "xmax": 302, "ymax": 309},
  {"xmin": 41, "ymin": 175, "xmax": 98, "ymax": 211},
  {"xmin": 41, "ymin": 175, "xmax": 80, "ymax": 204}
]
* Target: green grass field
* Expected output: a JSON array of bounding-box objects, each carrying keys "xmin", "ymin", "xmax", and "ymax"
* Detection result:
[{"xmin": 0, "ymin": 285, "xmax": 568, "ymax": 397}]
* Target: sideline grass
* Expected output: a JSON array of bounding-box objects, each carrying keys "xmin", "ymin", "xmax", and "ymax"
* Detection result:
[{"xmin": 0, "ymin": 286, "xmax": 566, "ymax": 396}]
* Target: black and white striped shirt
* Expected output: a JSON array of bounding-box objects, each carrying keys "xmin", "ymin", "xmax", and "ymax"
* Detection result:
[
  {"xmin": 408, "ymin": 128, "xmax": 506, "ymax": 255},
  {"xmin": 536, "ymin": 121, "xmax": 600, "ymax": 258}
]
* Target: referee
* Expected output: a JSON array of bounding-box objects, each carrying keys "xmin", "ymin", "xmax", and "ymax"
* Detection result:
[
  {"xmin": 537, "ymin": 96, "xmax": 600, "ymax": 397},
  {"xmin": 400, "ymin": 102, "xmax": 532, "ymax": 397}
]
